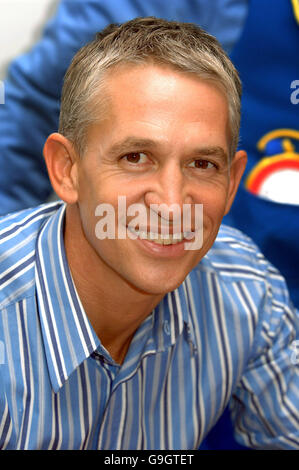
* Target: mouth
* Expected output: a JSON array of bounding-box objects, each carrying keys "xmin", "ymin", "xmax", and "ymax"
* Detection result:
[{"xmin": 127, "ymin": 226, "xmax": 195, "ymax": 245}]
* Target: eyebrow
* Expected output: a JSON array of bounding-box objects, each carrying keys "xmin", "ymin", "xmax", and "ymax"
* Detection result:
[
  {"xmin": 108, "ymin": 137, "xmax": 228, "ymax": 162},
  {"xmin": 192, "ymin": 146, "xmax": 229, "ymax": 163},
  {"xmin": 108, "ymin": 137, "xmax": 159, "ymax": 157}
]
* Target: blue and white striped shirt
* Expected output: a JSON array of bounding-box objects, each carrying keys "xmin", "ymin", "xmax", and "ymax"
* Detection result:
[{"xmin": 0, "ymin": 202, "xmax": 298, "ymax": 450}]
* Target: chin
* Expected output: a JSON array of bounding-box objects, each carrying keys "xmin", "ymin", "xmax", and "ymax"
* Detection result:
[
  {"xmin": 128, "ymin": 271, "xmax": 189, "ymax": 296},
  {"xmin": 131, "ymin": 252, "xmax": 205, "ymax": 295}
]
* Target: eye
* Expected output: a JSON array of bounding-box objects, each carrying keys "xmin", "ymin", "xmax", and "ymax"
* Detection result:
[
  {"xmin": 188, "ymin": 159, "xmax": 216, "ymax": 169},
  {"xmin": 121, "ymin": 152, "xmax": 148, "ymax": 164}
]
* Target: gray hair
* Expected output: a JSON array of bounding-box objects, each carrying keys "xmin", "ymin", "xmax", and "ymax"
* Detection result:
[{"xmin": 59, "ymin": 17, "xmax": 242, "ymax": 158}]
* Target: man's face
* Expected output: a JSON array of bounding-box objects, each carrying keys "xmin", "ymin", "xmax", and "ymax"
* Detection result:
[{"xmin": 74, "ymin": 63, "xmax": 243, "ymax": 295}]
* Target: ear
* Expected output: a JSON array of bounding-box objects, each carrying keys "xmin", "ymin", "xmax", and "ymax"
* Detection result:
[
  {"xmin": 43, "ymin": 133, "xmax": 79, "ymax": 204},
  {"xmin": 224, "ymin": 150, "xmax": 247, "ymax": 215}
]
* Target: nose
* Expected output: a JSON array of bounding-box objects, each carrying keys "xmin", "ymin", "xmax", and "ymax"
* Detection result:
[{"xmin": 144, "ymin": 161, "xmax": 192, "ymax": 223}]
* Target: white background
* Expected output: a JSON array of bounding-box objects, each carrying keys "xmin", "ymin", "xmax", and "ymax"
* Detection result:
[{"xmin": 0, "ymin": 0, "xmax": 58, "ymax": 79}]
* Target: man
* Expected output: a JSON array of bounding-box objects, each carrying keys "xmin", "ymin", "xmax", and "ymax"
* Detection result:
[{"xmin": 0, "ymin": 18, "xmax": 298, "ymax": 450}]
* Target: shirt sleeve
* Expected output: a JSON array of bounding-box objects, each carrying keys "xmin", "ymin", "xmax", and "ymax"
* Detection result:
[
  {"xmin": 230, "ymin": 256, "xmax": 299, "ymax": 449},
  {"xmin": 0, "ymin": 0, "xmax": 248, "ymax": 216}
]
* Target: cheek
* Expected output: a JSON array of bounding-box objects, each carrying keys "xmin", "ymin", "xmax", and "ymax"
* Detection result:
[
  {"xmin": 198, "ymin": 187, "xmax": 228, "ymax": 223},
  {"xmin": 79, "ymin": 171, "xmax": 114, "ymax": 208}
]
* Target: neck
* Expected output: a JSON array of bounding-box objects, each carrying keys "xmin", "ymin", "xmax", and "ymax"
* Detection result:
[{"xmin": 64, "ymin": 204, "xmax": 163, "ymax": 364}]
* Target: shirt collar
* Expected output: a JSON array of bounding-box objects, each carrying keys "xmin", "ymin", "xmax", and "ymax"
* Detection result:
[
  {"xmin": 35, "ymin": 203, "xmax": 196, "ymax": 392},
  {"xmin": 35, "ymin": 203, "xmax": 100, "ymax": 393}
]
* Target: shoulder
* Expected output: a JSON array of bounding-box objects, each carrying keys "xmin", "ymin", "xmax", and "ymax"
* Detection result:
[
  {"xmin": 0, "ymin": 202, "xmax": 62, "ymax": 308},
  {"xmin": 194, "ymin": 224, "xmax": 295, "ymax": 328},
  {"xmin": 199, "ymin": 224, "xmax": 279, "ymax": 283},
  {"xmin": 190, "ymin": 225, "xmax": 297, "ymax": 357}
]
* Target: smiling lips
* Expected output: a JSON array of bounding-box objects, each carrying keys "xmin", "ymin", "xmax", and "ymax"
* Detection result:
[{"xmin": 127, "ymin": 226, "xmax": 195, "ymax": 245}]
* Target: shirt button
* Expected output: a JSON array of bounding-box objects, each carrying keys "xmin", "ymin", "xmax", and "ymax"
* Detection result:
[{"xmin": 164, "ymin": 320, "xmax": 170, "ymax": 335}]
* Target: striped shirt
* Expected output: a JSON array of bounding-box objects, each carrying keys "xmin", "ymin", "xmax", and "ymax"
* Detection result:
[{"xmin": 0, "ymin": 202, "xmax": 298, "ymax": 450}]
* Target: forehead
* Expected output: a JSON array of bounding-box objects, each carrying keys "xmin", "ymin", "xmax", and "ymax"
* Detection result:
[
  {"xmin": 104, "ymin": 62, "xmax": 228, "ymax": 112},
  {"xmin": 88, "ymin": 63, "xmax": 230, "ymax": 152}
]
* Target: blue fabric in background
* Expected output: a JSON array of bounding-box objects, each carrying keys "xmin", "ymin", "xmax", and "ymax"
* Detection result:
[{"xmin": 224, "ymin": 0, "xmax": 299, "ymax": 310}]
